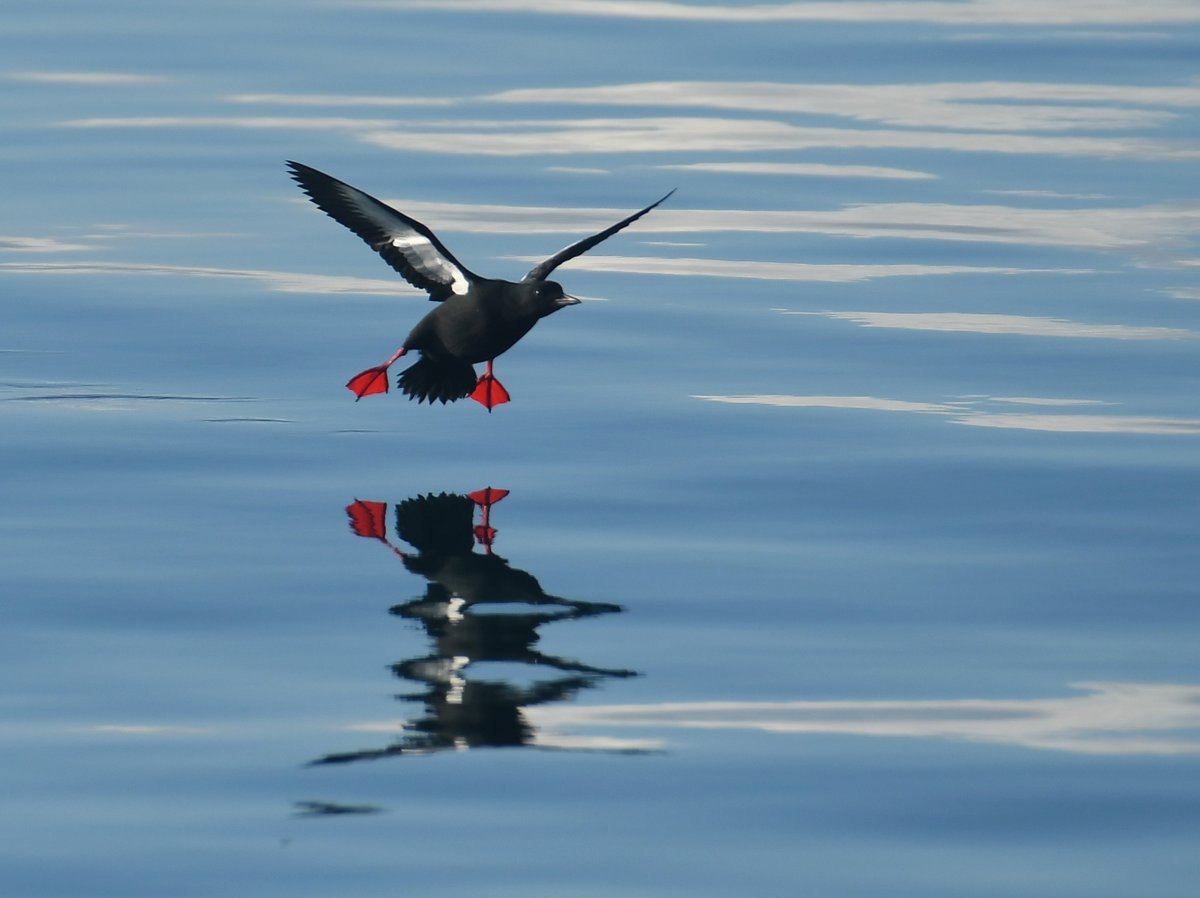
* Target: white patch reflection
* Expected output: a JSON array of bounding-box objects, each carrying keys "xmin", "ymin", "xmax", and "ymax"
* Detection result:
[{"xmin": 525, "ymin": 682, "xmax": 1200, "ymax": 755}]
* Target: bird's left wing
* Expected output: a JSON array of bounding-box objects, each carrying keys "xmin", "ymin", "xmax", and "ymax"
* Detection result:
[
  {"xmin": 287, "ymin": 161, "xmax": 474, "ymax": 301},
  {"xmin": 523, "ymin": 189, "xmax": 675, "ymax": 283}
]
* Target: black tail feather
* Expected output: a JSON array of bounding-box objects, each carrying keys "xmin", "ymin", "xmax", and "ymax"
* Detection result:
[{"xmin": 397, "ymin": 356, "xmax": 478, "ymax": 404}]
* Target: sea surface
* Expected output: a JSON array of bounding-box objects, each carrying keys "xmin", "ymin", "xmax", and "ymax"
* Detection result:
[{"xmin": 3, "ymin": 2, "xmax": 1200, "ymax": 895}]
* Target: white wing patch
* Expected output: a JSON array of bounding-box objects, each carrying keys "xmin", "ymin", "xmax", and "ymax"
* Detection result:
[
  {"xmin": 321, "ymin": 176, "xmax": 472, "ymax": 295},
  {"xmin": 391, "ymin": 234, "xmax": 470, "ymax": 295}
]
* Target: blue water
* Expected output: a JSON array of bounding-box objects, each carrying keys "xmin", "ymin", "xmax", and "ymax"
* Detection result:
[{"xmin": 4, "ymin": 2, "xmax": 1200, "ymax": 895}]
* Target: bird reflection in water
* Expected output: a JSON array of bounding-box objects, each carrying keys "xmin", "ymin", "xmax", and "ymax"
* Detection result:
[{"xmin": 312, "ymin": 488, "xmax": 637, "ymax": 763}]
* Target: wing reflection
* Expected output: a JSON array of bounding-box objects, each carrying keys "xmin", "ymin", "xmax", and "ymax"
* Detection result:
[{"xmin": 314, "ymin": 488, "xmax": 637, "ymax": 763}]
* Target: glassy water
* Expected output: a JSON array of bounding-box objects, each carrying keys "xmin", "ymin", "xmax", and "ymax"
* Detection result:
[{"xmin": 3, "ymin": 2, "xmax": 1199, "ymax": 895}]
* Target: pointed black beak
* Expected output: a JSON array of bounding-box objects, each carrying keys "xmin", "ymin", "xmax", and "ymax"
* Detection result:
[{"xmin": 555, "ymin": 293, "xmax": 582, "ymax": 308}]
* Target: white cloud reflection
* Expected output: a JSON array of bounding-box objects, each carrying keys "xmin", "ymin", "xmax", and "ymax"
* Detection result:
[
  {"xmin": 805, "ymin": 310, "xmax": 1195, "ymax": 340},
  {"xmin": 957, "ymin": 413, "xmax": 1200, "ymax": 434},
  {"xmin": 359, "ymin": 1, "xmax": 1200, "ymax": 27},
  {"xmin": 81, "ymin": 724, "xmax": 215, "ymax": 735},
  {"xmin": 63, "ymin": 115, "xmax": 398, "ymax": 131},
  {"xmin": 0, "ymin": 235, "xmax": 94, "ymax": 252},
  {"xmin": 303, "ymin": 196, "xmax": 1198, "ymax": 254},
  {"xmin": 509, "ymin": 256, "xmax": 1068, "ymax": 282},
  {"xmin": 357, "ymin": 117, "xmax": 1200, "ymax": 161},
  {"xmin": 488, "ymin": 81, "xmax": 1199, "ymax": 133},
  {"xmin": 65, "ymin": 109, "xmax": 1199, "ymax": 163},
  {"xmin": 67, "ymin": 69, "xmax": 1200, "ymax": 168},
  {"xmin": 0, "ymin": 260, "xmax": 418, "ymax": 296},
  {"xmin": 695, "ymin": 395, "xmax": 962, "ymax": 413},
  {"xmin": 655, "ymin": 161, "xmax": 937, "ymax": 180},
  {"xmin": 695, "ymin": 394, "xmax": 1200, "ymax": 435},
  {"xmin": 225, "ymin": 78, "xmax": 1200, "ymax": 136},
  {"xmin": 526, "ymin": 682, "xmax": 1200, "ymax": 755},
  {"xmin": 7, "ymin": 70, "xmax": 168, "ymax": 85},
  {"xmin": 66, "ymin": 682, "xmax": 1200, "ymax": 754}
]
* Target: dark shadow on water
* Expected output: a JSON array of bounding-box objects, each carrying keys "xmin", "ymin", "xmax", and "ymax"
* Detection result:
[
  {"xmin": 293, "ymin": 800, "xmax": 385, "ymax": 818},
  {"xmin": 310, "ymin": 488, "xmax": 638, "ymax": 764}
]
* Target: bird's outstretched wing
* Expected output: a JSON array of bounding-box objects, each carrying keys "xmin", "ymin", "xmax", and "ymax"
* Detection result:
[
  {"xmin": 522, "ymin": 189, "xmax": 675, "ymax": 283},
  {"xmin": 287, "ymin": 161, "xmax": 476, "ymax": 301}
]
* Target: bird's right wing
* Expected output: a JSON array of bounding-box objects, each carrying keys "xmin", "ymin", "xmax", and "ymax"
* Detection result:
[
  {"xmin": 523, "ymin": 189, "xmax": 675, "ymax": 283},
  {"xmin": 287, "ymin": 161, "xmax": 475, "ymax": 301}
]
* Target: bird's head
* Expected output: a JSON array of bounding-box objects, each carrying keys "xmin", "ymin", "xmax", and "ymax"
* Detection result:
[{"xmin": 528, "ymin": 280, "xmax": 581, "ymax": 318}]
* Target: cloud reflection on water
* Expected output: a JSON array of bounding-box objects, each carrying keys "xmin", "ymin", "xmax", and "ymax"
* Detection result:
[
  {"xmin": 229, "ymin": 78, "xmax": 1200, "ymax": 133},
  {"xmin": 63, "ymin": 109, "xmax": 1200, "ymax": 164},
  {"xmin": 290, "ymin": 194, "xmax": 1198, "ymax": 257},
  {"xmin": 804, "ymin": 311, "xmax": 1195, "ymax": 340},
  {"xmin": 526, "ymin": 682, "xmax": 1200, "ymax": 755},
  {"xmin": 489, "ymin": 80, "xmax": 1198, "ymax": 132},
  {"xmin": 357, "ymin": 117, "xmax": 1200, "ymax": 161},
  {"xmin": 6, "ymin": 71, "xmax": 169, "ymax": 85},
  {"xmin": 0, "ymin": 236, "xmax": 94, "ymax": 253},
  {"xmin": 0, "ymin": 261, "xmax": 417, "ymax": 296},
  {"xmin": 655, "ymin": 161, "xmax": 938, "ymax": 180},
  {"xmin": 358, "ymin": 0, "xmax": 1200, "ymax": 27},
  {"xmin": 695, "ymin": 394, "xmax": 1200, "ymax": 435}
]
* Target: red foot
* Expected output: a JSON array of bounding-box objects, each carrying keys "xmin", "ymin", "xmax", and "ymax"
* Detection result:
[
  {"xmin": 347, "ymin": 348, "xmax": 407, "ymax": 400},
  {"xmin": 470, "ymin": 373, "xmax": 510, "ymax": 410},
  {"xmin": 347, "ymin": 366, "xmax": 390, "ymax": 400},
  {"xmin": 468, "ymin": 487, "xmax": 510, "ymax": 507},
  {"xmin": 469, "ymin": 486, "xmax": 509, "ymax": 552},
  {"xmin": 346, "ymin": 499, "xmax": 388, "ymax": 540}
]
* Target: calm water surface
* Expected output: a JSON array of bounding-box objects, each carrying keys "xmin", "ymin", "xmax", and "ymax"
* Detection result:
[{"xmin": 3, "ymin": 2, "xmax": 1200, "ymax": 895}]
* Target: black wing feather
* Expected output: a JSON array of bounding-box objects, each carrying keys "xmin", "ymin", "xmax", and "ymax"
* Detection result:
[
  {"xmin": 523, "ymin": 189, "xmax": 675, "ymax": 283},
  {"xmin": 287, "ymin": 160, "xmax": 476, "ymax": 301}
]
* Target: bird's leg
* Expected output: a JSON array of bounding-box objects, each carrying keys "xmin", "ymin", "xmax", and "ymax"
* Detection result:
[
  {"xmin": 469, "ymin": 487, "xmax": 509, "ymax": 553},
  {"xmin": 469, "ymin": 359, "xmax": 511, "ymax": 411},
  {"xmin": 346, "ymin": 347, "xmax": 407, "ymax": 400}
]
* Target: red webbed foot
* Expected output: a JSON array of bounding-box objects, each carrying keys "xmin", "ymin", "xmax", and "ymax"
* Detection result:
[
  {"xmin": 346, "ymin": 348, "xmax": 407, "ymax": 400},
  {"xmin": 346, "ymin": 366, "xmax": 390, "ymax": 399},
  {"xmin": 470, "ymin": 360, "xmax": 510, "ymax": 411}
]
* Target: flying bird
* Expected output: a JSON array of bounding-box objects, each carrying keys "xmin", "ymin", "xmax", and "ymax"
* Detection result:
[{"xmin": 286, "ymin": 161, "xmax": 674, "ymax": 409}]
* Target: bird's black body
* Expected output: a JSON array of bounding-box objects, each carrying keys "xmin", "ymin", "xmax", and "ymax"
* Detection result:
[
  {"xmin": 286, "ymin": 160, "xmax": 672, "ymax": 408},
  {"xmin": 398, "ymin": 278, "xmax": 575, "ymax": 404}
]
